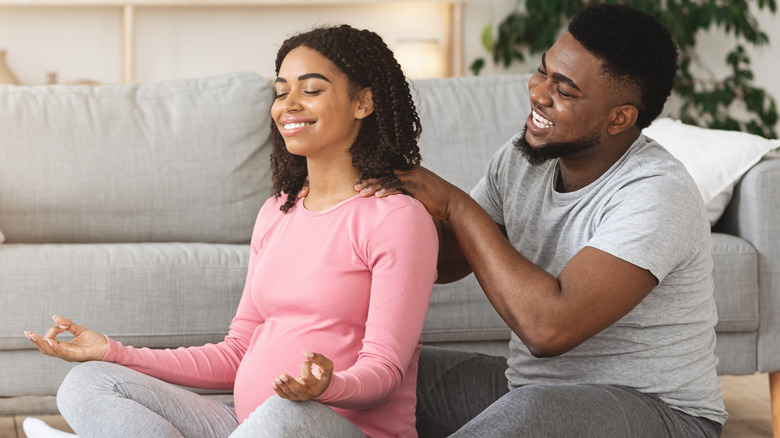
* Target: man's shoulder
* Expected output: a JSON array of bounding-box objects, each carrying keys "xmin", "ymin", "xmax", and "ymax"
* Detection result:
[{"xmin": 615, "ymin": 135, "xmax": 702, "ymax": 200}]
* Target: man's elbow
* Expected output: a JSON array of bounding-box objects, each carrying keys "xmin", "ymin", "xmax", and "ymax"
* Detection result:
[{"xmin": 519, "ymin": 326, "xmax": 578, "ymax": 358}]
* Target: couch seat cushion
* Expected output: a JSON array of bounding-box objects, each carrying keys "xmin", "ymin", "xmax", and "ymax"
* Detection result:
[
  {"xmin": 0, "ymin": 242, "xmax": 246, "ymax": 350},
  {"xmin": 711, "ymin": 233, "xmax": 759, "ymax": 332},
  {"xmin": 422, "ymin": 274, "xmax": 511, "ymax": 344}
]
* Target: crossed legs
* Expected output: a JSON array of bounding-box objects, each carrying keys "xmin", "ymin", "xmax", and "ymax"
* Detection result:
[{"xmin": 57, "ymin": 362, "xmax": 364, "ymax": 438}]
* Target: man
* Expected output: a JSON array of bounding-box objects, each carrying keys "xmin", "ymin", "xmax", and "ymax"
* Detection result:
[{"xmin": 361, "ymin": 3, "xmax": 726, "ymax": 437}]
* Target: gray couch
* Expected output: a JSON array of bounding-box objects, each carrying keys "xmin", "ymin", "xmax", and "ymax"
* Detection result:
[{"xmin": 0, "ymin": 73, "xmax": 778, "ymax": 432}]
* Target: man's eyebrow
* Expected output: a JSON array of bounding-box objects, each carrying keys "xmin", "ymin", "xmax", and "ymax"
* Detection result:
[
  {"xmin": 541, "ymin": 51, "xmax": 581, "ymax": 92},
  {"xmin": 553, "ymin": 72, "xmax": 580, "ymax": 92}
]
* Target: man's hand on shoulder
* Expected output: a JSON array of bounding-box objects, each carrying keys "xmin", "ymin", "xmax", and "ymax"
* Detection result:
[
  {"xmin": 355, "ymin": 165, "xmax": 468, "ymax": 223},
  {"xmin": 355, "ymin": 179, "xmax": 401, "ymax": 198}
]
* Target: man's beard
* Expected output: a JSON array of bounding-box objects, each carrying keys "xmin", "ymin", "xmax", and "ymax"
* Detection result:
[{"xmin": 513, "ymin": 125, "xmax": 599, "ymax": 166}]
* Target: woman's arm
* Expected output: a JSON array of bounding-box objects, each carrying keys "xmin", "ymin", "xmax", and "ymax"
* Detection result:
[
  {"xmin": 316, "ymin": 202, "xmax": 438, "ymax": 409},
  {"xmin": 27, "ymin": 209, "xmax": 269, "ymax": 391}
]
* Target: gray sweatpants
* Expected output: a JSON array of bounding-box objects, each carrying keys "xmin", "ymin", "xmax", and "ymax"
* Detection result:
[
  {"xmin": 56, "ymin": 361, "xmax": 365, "ymax": 438},
  {"xmin": 415, "ymin": 346, "xmax": 723, "ymax": 437}
]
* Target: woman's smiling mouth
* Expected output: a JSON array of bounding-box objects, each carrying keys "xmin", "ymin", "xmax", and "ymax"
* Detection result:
[{"xmin": 282, "ymin": 121, "xmax": 315, "ymax": 130}]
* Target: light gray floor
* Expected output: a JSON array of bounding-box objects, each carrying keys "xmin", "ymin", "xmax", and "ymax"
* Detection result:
[{"xmin": 0, "ymin": 377, "xmax": 772, "ymax": 438}]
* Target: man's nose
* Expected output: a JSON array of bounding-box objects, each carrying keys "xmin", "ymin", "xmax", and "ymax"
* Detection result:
[{"xmin": 529, "ymin": 78, "xmax": 553, "ymax": 108}]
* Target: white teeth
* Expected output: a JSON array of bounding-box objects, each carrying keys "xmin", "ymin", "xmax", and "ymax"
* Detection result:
[
  {"xmin": 532, "ymin": 110, "xmax": 554, "ymax": 129},
  {"xmin": 282, "ymin": 122, "xmax": 313, "ymax": 130}
]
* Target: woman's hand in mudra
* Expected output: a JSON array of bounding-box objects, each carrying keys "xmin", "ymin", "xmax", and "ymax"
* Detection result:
[
  {"xmin": 272, "ymin": 350, "xmax": 334, "ymax": 401},
  {"xmin": 25, "ymin": 316, "xmax": 109, "ymax": 362}
]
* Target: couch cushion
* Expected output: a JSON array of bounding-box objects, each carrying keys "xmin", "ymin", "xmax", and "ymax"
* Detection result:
[
  {"xmin": 412, "ymin": 75, "xmax": 528, "ymax": 347},
  {"xmin": 0, "ymin": 243, "xmax": 246, "ymax": 351},
  {"xmin": 711, "ymin": 233, "xmax": 759, "ymax": 332},
  {"xmin": 422, "ymin": 274, "xmax": 511, "ymax": 345},
  {"xmin": 0, "ymin": 72, "xmax": 273, "ymax": 244},
  {"xmin": 411, "ymin": 75, "xmax": 531, "ymax": 193}
]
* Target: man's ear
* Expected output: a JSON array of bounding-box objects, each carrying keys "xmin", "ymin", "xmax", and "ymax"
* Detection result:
[
  {"xmin": 355, "ymin": 87, "xmax": 374, "ymax": 120},
  {"xmin": 607, "ymin": 104, "xmax": 639, "ymax": 135}
]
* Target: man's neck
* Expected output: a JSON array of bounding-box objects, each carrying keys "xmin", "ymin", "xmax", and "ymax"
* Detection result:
[{"xmin": 556, "ymin": 132, "xmax": 640, "ymax": 193}]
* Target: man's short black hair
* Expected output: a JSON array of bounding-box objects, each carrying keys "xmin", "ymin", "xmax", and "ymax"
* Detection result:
[{"xmin": 568, "ymin": 3, "xmax": 678, "ymax": 129}]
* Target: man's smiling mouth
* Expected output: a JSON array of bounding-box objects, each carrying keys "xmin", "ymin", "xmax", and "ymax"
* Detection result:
[{"xmin": 532, "ymin": 110, "xmax": 554, "ymax": 129}]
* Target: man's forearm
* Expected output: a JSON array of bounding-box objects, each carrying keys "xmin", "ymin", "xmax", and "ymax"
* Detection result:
[
  {"xmin": 445, "ymin": 193, "xmax": 564, "ymax": 355},
  {"xmin": 434, "ymin": 218, "xmax": 472, "ymax": 284}
]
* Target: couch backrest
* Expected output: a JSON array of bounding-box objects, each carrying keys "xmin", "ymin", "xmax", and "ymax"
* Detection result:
[
  {"xmin": 0, "ymin": 72, "xmax": 274, "ymax": 244},
  {"xmin": 411, "ymin": 74, "xmax": 531, "ymax": 193},
  {"xmin": 410, "ymin": 74, "xmax": 531, "ymax": 350}
]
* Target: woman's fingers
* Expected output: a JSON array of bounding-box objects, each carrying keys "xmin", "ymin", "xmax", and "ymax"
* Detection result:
[
  {"xmin": 25, "ymin": 317, "xmax": 108, "ymax": 362},
  {"xmin": 53, "ymin": 316, "xmax": 88, "ymax": 338},
  {"xmin": 270, "ymin": 351, "xmax": 335, "ymax": 401},
  {"xmin": 24, "ymin": 331, "xmax": 64, "ymax": 359},
  {"xmin": 272, "ymin": 374, "xmax": 309, "ymax": 400}
]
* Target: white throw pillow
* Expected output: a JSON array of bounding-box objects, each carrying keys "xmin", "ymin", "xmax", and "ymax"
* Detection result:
[{"xmin": 643, "ymin": 118, "xmax": 780, "ymax": 226}]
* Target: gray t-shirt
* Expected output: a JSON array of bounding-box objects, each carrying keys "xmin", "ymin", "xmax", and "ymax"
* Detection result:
[{"xmin": 471, "ymin": 133, "xmax": 727, "ymax": 424}]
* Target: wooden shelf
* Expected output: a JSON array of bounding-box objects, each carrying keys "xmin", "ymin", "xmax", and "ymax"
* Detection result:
[
  {"xmin": 0, "ymin": 0, "xmax": 466, "ymax": 83},
  {"xmin": 0, "ymin": 0, "xmax": 462, "ymax": 4}
]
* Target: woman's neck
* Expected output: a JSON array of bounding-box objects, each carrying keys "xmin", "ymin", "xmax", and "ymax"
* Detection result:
[{"xmin": 303, "ymin": 158, "xmax": 361, "ymax": 211}]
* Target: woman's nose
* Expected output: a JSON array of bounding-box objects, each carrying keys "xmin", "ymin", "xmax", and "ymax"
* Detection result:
[{"xmin": 282, "ymin": 91, "xmax": 303, "ymax": 112}]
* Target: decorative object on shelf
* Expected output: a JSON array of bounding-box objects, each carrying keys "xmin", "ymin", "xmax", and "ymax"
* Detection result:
[
  {"xmin": 0, "ymin": 50, "xmax": 20, "ymax": 85},
  {"xmin": 471, "ymin": 0, "xmax": 778, "ymax": 139},
  {"xmin": 46, "ymin": 72, "xmax": 58, "ymax": 85},
  {"xmin": 66, "ymin": 78, "xmax": 103, "ymax": 86}
]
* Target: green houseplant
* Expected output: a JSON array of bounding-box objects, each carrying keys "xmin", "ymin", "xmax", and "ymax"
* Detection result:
[{"xmin": 472, "ymin": 0, "xmax": 778, "ymax": 138}]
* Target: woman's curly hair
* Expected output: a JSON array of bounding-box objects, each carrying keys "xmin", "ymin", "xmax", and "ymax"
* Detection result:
[{"xmin": 270, "ymin": 24, "xmax": 422, "ymax": 212}]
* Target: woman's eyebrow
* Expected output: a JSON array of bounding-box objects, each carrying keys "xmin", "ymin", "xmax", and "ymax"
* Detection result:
[
  {"xmin": 275, "ymin": 73, "xmax": 331, "ymax": 84},
  {"xmin": 298, "ymin": 73, "xmax": 331, "ymax": 82}
]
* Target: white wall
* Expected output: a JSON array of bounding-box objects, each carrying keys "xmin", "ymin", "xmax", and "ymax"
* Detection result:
[
  {"xmin": 0, "ymin": 2, "xmax": 449, "ymax": 84},
  {"xmin": 0, "ymin": 1, "xmax": 777, "ymax": 131}
]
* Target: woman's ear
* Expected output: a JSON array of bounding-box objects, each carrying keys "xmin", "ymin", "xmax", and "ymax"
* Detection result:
[
  {"xmin": 355, "ymin": 87, "xmax": 375, "ymax": 120},
  {"xmin": 607, "ymin": 104, "xmax": 639, "ymax": 136}
]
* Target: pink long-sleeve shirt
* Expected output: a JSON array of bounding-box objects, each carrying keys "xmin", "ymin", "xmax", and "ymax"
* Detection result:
[{"xmin": 103, "ymin": 193, "xmax": 438, "ymax": 437}]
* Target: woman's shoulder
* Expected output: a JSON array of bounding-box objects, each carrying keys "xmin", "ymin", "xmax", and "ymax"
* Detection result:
[{"xmin": 359, "ymin": 193, "xmax": 429, "ymax": 217}]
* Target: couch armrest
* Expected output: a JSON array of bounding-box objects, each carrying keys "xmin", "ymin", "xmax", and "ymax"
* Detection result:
[{"xmin": 715, "ymin": 154, "xmax": 780, "ymax": 372}]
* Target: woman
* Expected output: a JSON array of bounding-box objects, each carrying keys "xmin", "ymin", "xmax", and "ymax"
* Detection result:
[{"xmin": 24, "ymin": 24, "xmax": 437, "ymax": 438}]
